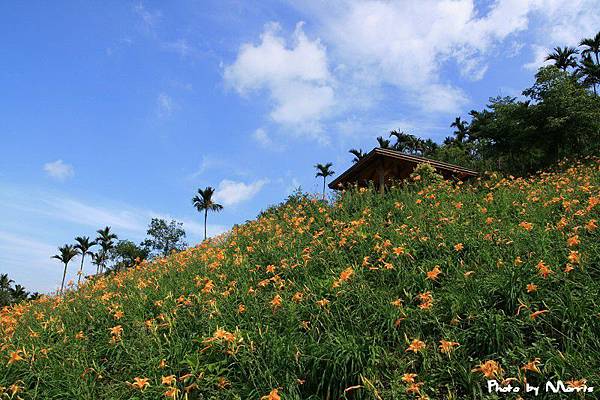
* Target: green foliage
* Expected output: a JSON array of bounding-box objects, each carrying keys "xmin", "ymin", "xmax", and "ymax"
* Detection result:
[
  {"xmin": 0, "ymin": 274, "xmax": 34, "ymax": 307},
  {"xmin": 2, "ymin": 159, "xmax": 599, "ymax": 399},
  {"xmin": 409, "ymin": 162, "xmax": 443, "ymax": 186},
  {"xmin": 110, "ymin": 240, "xmax": 150, "ymax": 271},
  {"xmin": 141, "ymin": 218, "xmax": 187, "ymax": 257}
]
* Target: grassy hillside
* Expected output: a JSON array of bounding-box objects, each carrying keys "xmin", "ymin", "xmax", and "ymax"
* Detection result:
[{"xmin": 2, "ymin": 159, "xmax": 599, "ymax": 399}]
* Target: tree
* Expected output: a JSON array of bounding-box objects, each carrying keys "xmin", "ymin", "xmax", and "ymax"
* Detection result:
[
  {"xmin": 141, "ymin": 218, "xmax": 187, "ymax": 257},
  {"xmin": 110, "ymin": 240, "xmax": 149, "ymax": 271},
  {"xmin": 348, "ymin": 148, "xmax": 366, "ymax": 164},
  {"xmin": 578, "ymin": 54, "xmax": 600, "ymax": 95},
  {"xmin": 74, "ymin": 236, "xmax": 96, "ymax": 287},
  {"xmin": 376, "ymin": 136, "xmax": 391, "ymax": 149},
  {"xmin": 580, "ymin": 31, "xmax": 600, "ymax": 65},
  {"xmin": 0, "ymin": 274, "xmax": 14, "ymax": 307},
  {"xmin": 545, "ymin": 46, "xmax": 579, "ymax": 71},
  {"xmin": 96, "ymin": 227, "xmax": 117, "ymax": 274},
  {"xmin": 315, "ymin": 162, "xmax": 335, "ymax": 200},
  {"xmin": 10, "ymin": 285, "xmax": 29, "ymax": 303},
  {"xmin": 450, "ymin": 117, "xmax": 470, "ymax": 144},
  {"xmin": 192, "ymin": 187, "xmax": 223, "ymax": 241},
  {"xmin": 52, "ymin": 245, "xmax": 78, "ymax": 295},
  {"xmin": 90, "ymin": 252, "xmax": 103, "ymax": 276},
  {"xmin": 0, "ymin": 274, "xmax": 34, "ymax": 307}
]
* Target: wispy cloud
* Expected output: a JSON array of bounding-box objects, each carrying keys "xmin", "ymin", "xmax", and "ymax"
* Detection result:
[
  {"xmin": 43, "ymin": 160, "xmax": 74, "ymax": 181},
  {"xmin": 134, "ymin": 2, "xmax": 162, "ymax": 30},
  {"xmin": 214, "ymin": 179, "xmax": 269, "ymax": 206},
  {"xmin": 252, "ymin": 128, "xmax": 285, "ymax": 151},
  {"xmin": 157, "ymin": 92, "xmax": 175, "ymax": 117}
]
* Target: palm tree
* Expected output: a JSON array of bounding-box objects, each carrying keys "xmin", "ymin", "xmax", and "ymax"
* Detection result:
[
  {"xmin": 376, "ymin": 136, "xmax": 391, "ymax": 149},
  {"xmin": 545, "ymin": 46, "xmax": 579, "ymax": 71},
  {"xmin": 578, "ymin": 54, "xmax": 600, "ymax": 95},
  {"xmin": 0, "ymin": 274, "xmax": 13, "ymax": 290},
  {"xmin": 52, "ymin": 245, "xmax": 78, "ymax": 294},
  {"xmin": 10, "ymin": 285, "xmax": 29, "ymax": 302},
  {"xmin": 389, "ymin": 130, "xmax": 409, "ymax": 152},
  {"xmin": 450, "ymin": 117, "xmax": 469, "ymax": 144},
  {"xmin": 192, "ymin": 187, "xmax": 224, "ymax": 241},
  {"xmin": 349, "ymin": 148, "xmax": 366, "ymax": 163},
  {"xmin": 580, "ymin": 31, "xmax": 600, "ymax": 65},
  {"xmin": 421, "ymin": 139, "xmax": 439, "ymax": 156},
  {"xmin": 315, "ymin": 162, "xmax": 335, "ymax": 200},
  {"xmin": 90, "ymin": 252, "xmax": 103, "ymax": 276},
  {"xmin": 96, "ymin": 227, "xmax": 117, "ymax": 274},
  {"xmin": 74, "ymin": 236, "xmax": 96, "ymax": 287}
]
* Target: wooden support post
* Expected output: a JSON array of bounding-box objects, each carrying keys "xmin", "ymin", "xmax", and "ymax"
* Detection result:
[{"xmin": 377, "ymin": 161, "xmax": 386, "ymax": 194}]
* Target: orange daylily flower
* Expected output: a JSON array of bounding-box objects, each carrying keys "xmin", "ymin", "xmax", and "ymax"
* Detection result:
[
  {"xmin": 261, "ymin": 388, "xmax": 281, "ymax": 400},
  {"xmin": 566, "ymin": 379, "xmax": 587, "ymax": 389},
  {"xmin": 316, "ymin": 299, "xmax": 330, "ymax": 308},
  {"xmin": 564, "ymin": 264, "xmax": 574, "ymax": 273},
  {"xmin": 391, "ymin": 299, "xmax": 402, "ymax": 307},
  {"xmin": 521, "ymin": 358, "xmax": 541, "ymax": 373},
  {"xmin": 526, "ymin": 283, "xmax": 538, "ymax": 293},
  {"xmin": 164, "ymin": 387, "xmax": 179, "ymax": 398},
  {"xmin": 292, "ymin": 292, "xmax": 304, "ymax": 303},
  {"xmin": 393, "ymin": 247, "xmax": 405, "ymax": 256},
  {"xmin": 568, "ymin": 251, "xmax": 580, "ymax": 264},
  {"xmin": 109, "ymin": 325, "xmax": 123, "ymax": 336},
  {"xmin": 472, "ymin": 360, "xmax": 503, "ymax": 378},
  {"xmin": 402, "ymin": 373, "xmax": 417, "ymax": 383},
  {"xmin": 585, "ymin": 219, "xmax": 597, "ymax": 232},
  {"xmin": 406, "ymin": 339, "xmax": 426, "ymax": 353},
  {"xmin": 536, "ymin": 261, "xmax": 552, "ymax": 278},
  {"xmin": 132, "ymin": 377, "xmax": 150, "ymax": 390},
  {"xmin": 438, "ymin": 340, "xmax": 460, "ymax": 354},
  {"xmin": 566, "ymin": 235, "xmax": 580, "ymax": 247},
  {"xmin": 454, "ymin": 243, "xmax": 464, "ymax": 251},
  {"xmin": 519, "ymin": 221, "xmax": 533, "ymax": 231},
  {"xmin": 271, "ymin": 294, "xmax": 282, "ymax": 309},
  {"xmin": 161, "ymin": 375, "xmax": 177, "ymax": 385},
  {"xmin": 7, "ymin": 350, "xmax": 24, "ymax": 365},
  {"xmin": 426, "ymin": 266, "xmax": 442, "ymax": 281},
  {"xmin": 406, "ymin": 382, "xmax": 424, "ymax": 394}
]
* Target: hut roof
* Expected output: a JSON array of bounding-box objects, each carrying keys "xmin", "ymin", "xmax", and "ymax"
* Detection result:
[{"xmin": 328, "ymin": 148, "xmax": 478, "ymax": 190}]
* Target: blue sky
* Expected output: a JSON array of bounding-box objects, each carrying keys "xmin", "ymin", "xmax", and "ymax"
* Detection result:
[{"xmin": 1, "ymin": 0, "xmax": 598, "ymax": 293}]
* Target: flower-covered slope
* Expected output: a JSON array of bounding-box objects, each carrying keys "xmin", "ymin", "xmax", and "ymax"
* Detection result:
[{"xmin": 1, "ymin": 159, "xmax": 599, "ymax": 399}]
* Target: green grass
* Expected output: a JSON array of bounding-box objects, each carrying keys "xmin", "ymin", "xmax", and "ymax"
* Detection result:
[{"xmin": 2, "ymin": 159, "xmax": 599, "ymax": 399}]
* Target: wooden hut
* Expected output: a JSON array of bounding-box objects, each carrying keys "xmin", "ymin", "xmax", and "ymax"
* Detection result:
[{"xmin": 328, "ymin": 148, "xmax": 478, "ymax": 193}]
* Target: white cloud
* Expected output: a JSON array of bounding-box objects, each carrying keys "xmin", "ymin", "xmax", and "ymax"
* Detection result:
[
  {"xmin": 157, "ymin": 92, "xmax": 174, "ymax": 117},
  {"xmin": 224, "ymin": 22, "xmax": 334, "ymax": 134},
  {"xmin": 523, "ymin": 44, "xmax": 552, "ymax": 71},
  {"xmin": 252, "ymin": 128, "xmax": 285, "ymax": 151},
  {"xmin": 214, "ymin": 179, "xmax": 269, "ymax": 206},
  {"xmin": 43, "ymin": 160, "xmax": 74, "ymax": 181},
  {"xmin": 310, "ymin": 0, "xmax": 537, "ymax": 112},
  {"xmin": 523, "ymin": 0, "xmax": 600, "ymax": 69}
]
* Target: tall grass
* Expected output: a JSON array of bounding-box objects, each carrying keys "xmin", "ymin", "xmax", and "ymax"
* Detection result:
[{"xmin": 1, "ymin": 159, "xmax": 599, "ymax": 399}]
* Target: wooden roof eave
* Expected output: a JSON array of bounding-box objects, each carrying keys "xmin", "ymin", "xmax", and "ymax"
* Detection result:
[{"xmin": 329, "ymin": 148, "xmax": 478, "ymax": 189}]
